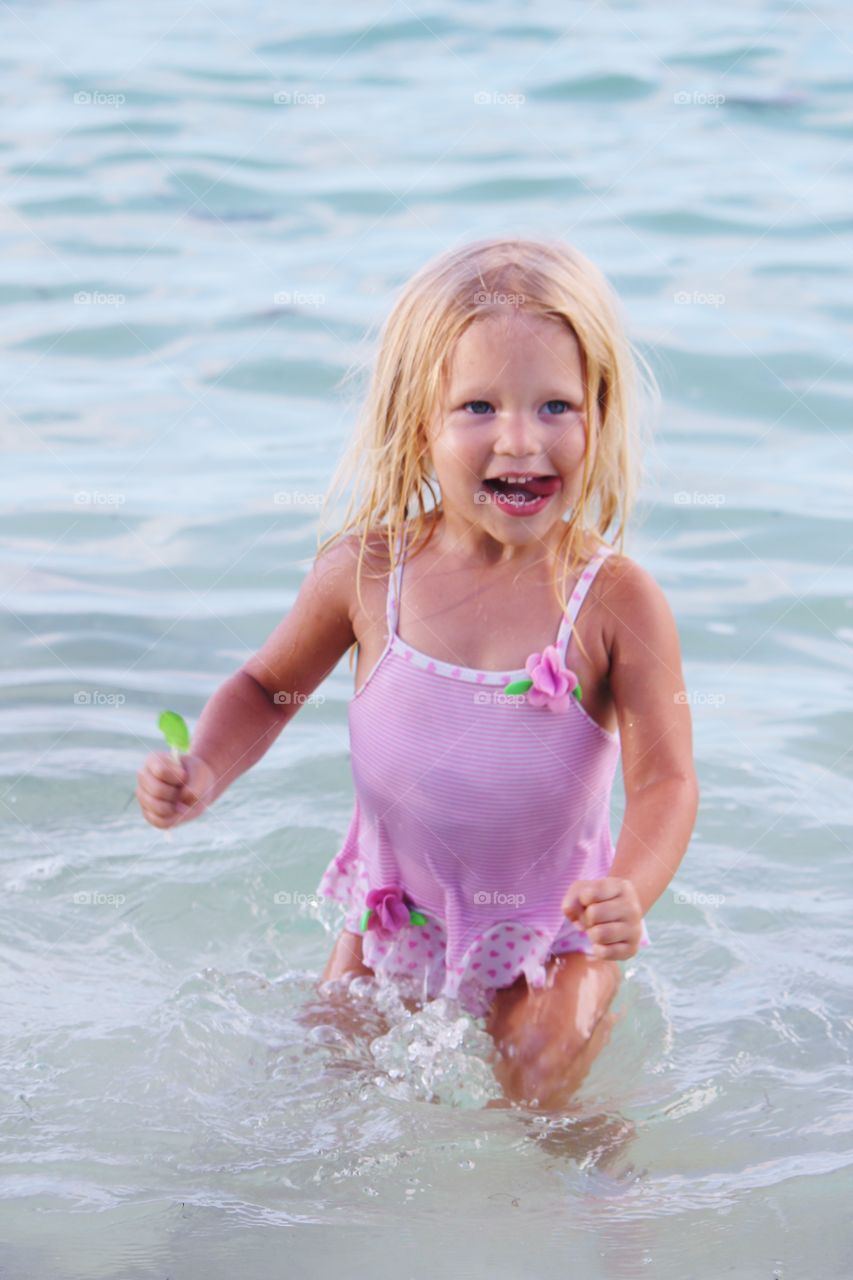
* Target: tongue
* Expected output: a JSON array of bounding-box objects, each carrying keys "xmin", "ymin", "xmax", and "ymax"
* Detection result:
[
  {"xmin": 496, "ymin": 476, "xmax": 560, "ymax": 499},
  {"xmin": 524, "ymin": 476, "xmax": 560, "ymax": 497}
]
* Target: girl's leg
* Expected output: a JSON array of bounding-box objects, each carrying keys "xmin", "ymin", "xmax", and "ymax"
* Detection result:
[
  {"xmin": 297, "ymin": 929, "xmax": 385, "ymax": 1043},
  {"xmin": 311, "ymin": 930, "xmax": 424, "ymax": 1032},
  {"xmin": 319, "ymin": 928, "xmax": 375, "ymax": 983},
  {"xmin": 483, "ymin": 952, "xmax": 622, "ymax": 1111}
]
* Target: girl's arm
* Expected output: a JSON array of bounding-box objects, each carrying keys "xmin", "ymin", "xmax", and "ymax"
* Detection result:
[
  {"xmin": 189, "ymin": 536, "xmax": 358, "ymax": 805},
  {"xmin": 602, "ymin": 557, "xmax": 701, "ymax": 916},
  {"xmin": 137, "ymin": 537, "xmax": 358, "ymax": 827}
]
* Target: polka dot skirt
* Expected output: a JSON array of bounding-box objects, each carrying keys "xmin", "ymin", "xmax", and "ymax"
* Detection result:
[{"xmin": 318, "ymin": 852, "xmax": 594, "ymax": 1020}]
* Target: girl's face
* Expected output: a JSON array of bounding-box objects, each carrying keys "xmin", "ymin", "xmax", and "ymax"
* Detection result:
[{"xmin": 427, "ymin": 309, "xmax": 592, "ymax": 555}]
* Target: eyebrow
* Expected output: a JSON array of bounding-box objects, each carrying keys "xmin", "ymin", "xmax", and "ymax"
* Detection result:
[{"xmin": 451, "ymin": 388, "xmax": 585, "ymax": 404}]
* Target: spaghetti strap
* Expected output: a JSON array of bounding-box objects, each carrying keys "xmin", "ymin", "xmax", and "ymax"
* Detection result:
[
  {"xmin": 555, "ymin": 546, "xmax": 613, "ymax": 664},
  {"xmin": 385, "ymin": 527, "xmax": 407, "ymax": 637}
]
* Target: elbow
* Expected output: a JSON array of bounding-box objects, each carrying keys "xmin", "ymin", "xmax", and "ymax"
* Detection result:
[
  {"xmin": 238, "ymin": 667, "xmax": 275, "ymax": 700},
  {"xmin": 629, "ymin": 771, "xmax": 700, "ymax": 809},
  {"xmin": 673, "ymin": 772, "xmax": 700, "ymax": 811},
  {"xmin": 676, "ymin": 768, "xmax": 700, "ymax": 799},
  {"xmin": 236, "ymin": 668, "xmax": 287, "ymax": 715},
  {"xmin": 670, "ymin": 767, "xmax": 699, "ymax": 794},
  {"xmin": 677, "ymin": 772, "xmax": 700, "ymax": 829},
  {"xmin": 635, "ymin": 769, "xmax": 699, "ymax": 791}
]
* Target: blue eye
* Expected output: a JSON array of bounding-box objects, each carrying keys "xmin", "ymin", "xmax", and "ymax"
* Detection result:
[{"xmin": 462, "ymin": 399, "xmax": 576, "ymax": 416}]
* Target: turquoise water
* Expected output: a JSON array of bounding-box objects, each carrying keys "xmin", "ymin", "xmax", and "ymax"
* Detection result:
[{"xmin": 3, "ymin": 1, "xmax": 853, "ymax": 1276}]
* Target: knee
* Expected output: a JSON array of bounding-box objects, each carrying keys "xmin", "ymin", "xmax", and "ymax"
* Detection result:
[
  {"xmin": 498, "ymin": 1018, "xmax": 594, "ymax": 1074},
  {"xmin": 491, "ymin": 1020, "xmax": 591, "ymax": 1105},
  {"xmin": 486, "ymin": 958, "xmax": 622, "ymax": 1106},
  {"xmin": 491, "ymin": 995, "xmax": 618, "ymax": 1107}
]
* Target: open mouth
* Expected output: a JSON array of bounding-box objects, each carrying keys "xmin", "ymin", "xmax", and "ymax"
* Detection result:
[{"xmin": 482, "ymin": 474, "xmax": 561, "ymax": 504}]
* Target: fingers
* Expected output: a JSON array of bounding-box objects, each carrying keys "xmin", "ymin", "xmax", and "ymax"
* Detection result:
[
  {"xmin": 587, "ymin": 921, "xmax": 631, "ymax": 946},
  {"xmin": 564, "ymin": 881, "xmax": 642, "ymax": 958},
  {"xmin": 135, "ymin": 788, "xmax": 187, "ymax": 828},
  {"xmin": 578, "ymin": 877, "xmax": 625, "ymax": 904},
  {"xmin": 586, "ymin": 921, "xmax": 639, "ymax": 959},
  {"xmin": 136, "ymin": 752, "xmax": 191, "ymax": 828},
  {"xmin": 590, "ymin": 942, "xmax": 635, "ymax": 960},
  {"xmin": 564, "ymin": 880, "xmax": 642, "ymax": 938},
  {"xmin": 561, "ymin": 882, "xmax": 588, "ymax": 923},
  {"xmin": 144, "ymin": 751, "xmax": 186, "ymax": 789},
  {"xmin": 577, "ymin": 899, "xmax": 626, "ymax": 927},
  {"xmin": 562, "ymin": 877, "xmax": 623, "ymax": 921}
]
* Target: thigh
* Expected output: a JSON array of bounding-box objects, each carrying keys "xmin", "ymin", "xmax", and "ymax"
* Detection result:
[
  {"xmin": 317, "ymin": 928, "xmax": 424, "ymax": 1011},
  {"xmin": 302, "ymin": 930, "xmax": 386, "ymax": 1044},
  {"xmin": 485, "ymin": 951, "xmax": 622, "ymax": 1057},
  {"xmin": 319, "ymin": 929, "xmax": 375, "ymax": 983}
]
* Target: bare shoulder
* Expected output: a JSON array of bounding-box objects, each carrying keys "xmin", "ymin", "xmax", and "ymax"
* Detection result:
[
  {"xmin": 308, "ymin": 528, "xmax": 390, "ymax": 608},
  {"xmin": 595, "ymin": 552, "xmax": 696, "ymax": 791},
  {"xmin": 239, "ymin": 528, "xmax": 409, "ymax": 708},
  {"xmin": 240, "ymin": 534, "xmax": 362, "ymax": 705},
  {"xmin": 591, "ymin": 551, "xmax": 678, "ymax": 656},
  {"xmin": 309, "ymin": 532, "xmax": 359, "ymax": 602},
  {"xmin": 312, "ymin": 527, "xmax": 409, "ymax": 645}
]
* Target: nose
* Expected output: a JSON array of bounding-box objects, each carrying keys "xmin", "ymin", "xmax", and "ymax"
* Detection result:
[{"xmin": 493, "ymin": 409, "xmax": 543, "ymax": 460}]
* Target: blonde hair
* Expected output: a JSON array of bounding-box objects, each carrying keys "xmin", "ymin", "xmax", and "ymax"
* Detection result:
[{"xmin": 316, "ymin": 236, "xmax": 659, "ymax": 672}]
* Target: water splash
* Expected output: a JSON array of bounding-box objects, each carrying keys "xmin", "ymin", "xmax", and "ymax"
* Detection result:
[{"xmin": 314, "ymin": 971, "xmax": 504, "ymax": 1108}]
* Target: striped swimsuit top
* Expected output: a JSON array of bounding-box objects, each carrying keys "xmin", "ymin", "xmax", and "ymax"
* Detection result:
[{"xmin": 318, "ymin": 526, "xmax": 650, "ymax": 1014}]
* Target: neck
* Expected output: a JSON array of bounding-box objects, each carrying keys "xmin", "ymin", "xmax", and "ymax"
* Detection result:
[{"xmin": 421, "ymin": 510, "xmax": 597, "ymax": 571}]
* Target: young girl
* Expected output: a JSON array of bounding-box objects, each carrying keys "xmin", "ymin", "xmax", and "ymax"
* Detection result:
[{"xmin": 135, "ymin": 237, "xmax": 699, "ymax": 1112}]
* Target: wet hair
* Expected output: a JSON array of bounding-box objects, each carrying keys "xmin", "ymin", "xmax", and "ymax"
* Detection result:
[{"xmin": 315, "ymin": 235, "xmax": 659, "ymax": 670}]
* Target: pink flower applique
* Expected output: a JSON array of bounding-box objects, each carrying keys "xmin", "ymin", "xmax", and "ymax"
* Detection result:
[
  {"xmin": 359, "ymin": 885, "xmax": 428, "ymax": 936},
  {"xmin": 502, "ymin": 643, "xmax": 582, "ymax": 713}
]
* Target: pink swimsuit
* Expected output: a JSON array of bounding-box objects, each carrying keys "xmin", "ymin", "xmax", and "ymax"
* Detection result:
[{"xmin": 318, "ymin": 528, "xmax": 650, "ymax": 1017}]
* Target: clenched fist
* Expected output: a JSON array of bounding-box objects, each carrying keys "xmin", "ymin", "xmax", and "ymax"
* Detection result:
[
  {"xmin": 135, "ymin": 751, "xmax": 216, "ymax": 829},
  {"xmin": 561, "ymin": 876, "xmax": 644, "ymax": 961}
]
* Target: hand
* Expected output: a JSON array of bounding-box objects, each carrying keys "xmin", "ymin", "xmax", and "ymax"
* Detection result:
[
  {"xmin": 561, "ymin": 877, "xmax": 643, "ymax": 961},
  {"xmin": 135, "ymin": 751, "xmax": 216, "ymax": 829}
]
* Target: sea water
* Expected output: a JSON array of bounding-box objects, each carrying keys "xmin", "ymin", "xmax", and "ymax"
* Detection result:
[{"xmin": 2, "ymin": 1, "xmax": 852, "ymax": 1276}]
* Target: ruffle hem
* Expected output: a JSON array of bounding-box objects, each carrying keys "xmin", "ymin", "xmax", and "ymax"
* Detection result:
[{"xmin": 318, "ymin": 849, "xmax": 650, "ymax": 1020}]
